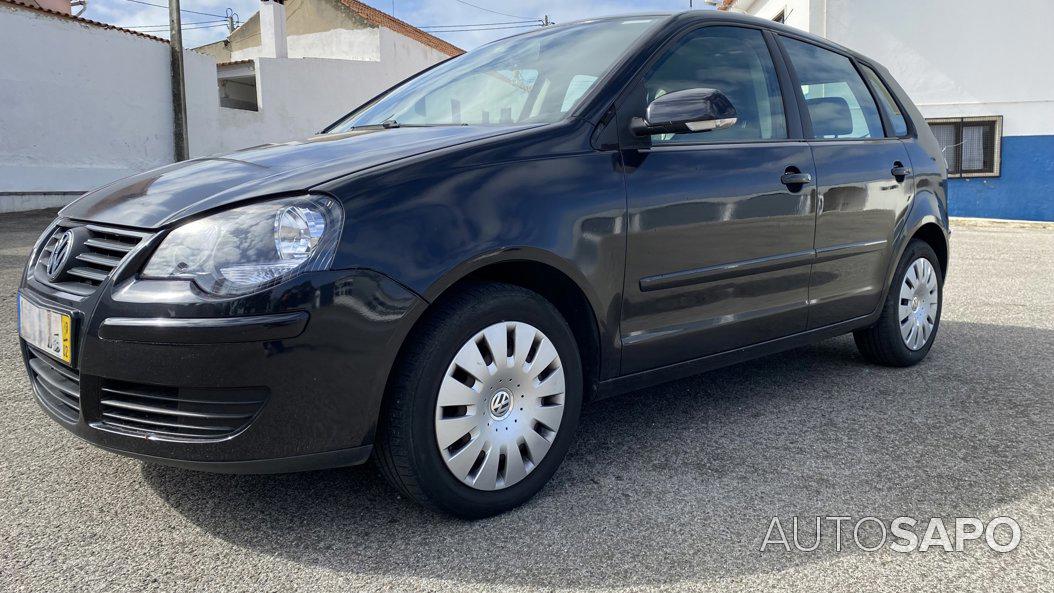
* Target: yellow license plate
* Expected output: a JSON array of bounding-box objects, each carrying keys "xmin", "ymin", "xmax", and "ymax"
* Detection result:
[{"xmin": 18, "ymin": 294, "xmax": 72, "ymax": 365}]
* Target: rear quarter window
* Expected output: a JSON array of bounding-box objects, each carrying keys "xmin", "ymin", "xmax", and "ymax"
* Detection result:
[{"xmin": 861, "ymin": 65, "xmax": 909, "ymax": 137}]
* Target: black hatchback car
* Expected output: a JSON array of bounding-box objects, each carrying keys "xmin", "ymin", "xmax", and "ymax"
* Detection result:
[{"xmin": 19, "ymin": 12, "xmax": 948, "ymax": 518}]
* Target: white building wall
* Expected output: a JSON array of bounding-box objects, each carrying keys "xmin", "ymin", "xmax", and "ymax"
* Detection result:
[
  {"xmin": 231, "ymin": 27, "xmax": 381, "ymax": 62},
  {"xmin": 823, "ymin": 0, "xmax": 1054, "ymax": 137},
  {"xmin": 0, "ymin": 5, "xmax": 219, "ymax": 212},
  {"xmin": 0, "ymin": 7, "xmax": 452, "ymax": 212},
  {"xmin": 213, "ymin": 36, "xmax": 447, "ymax": 154},
  {"xmin": 725, "ymin": 0, "xmax": 818, "ymax": 35},
  {"xmin": 733, "ymin": 0, "xmax": 1054, "ymax": 137},
  {"xmin": 378, "ymin": 27, "xmax": 451, "ymax": 80},
  {"xmin": 215, "ymin": 57, "xmax": 384, "ymax": 152},
  {"xmin": 730, "ymin": 0, "xmax": 1054, "ymax": 220},
  {"xmin": 209, "ymin": 28, "xmax": 450, "ymax": 154}
]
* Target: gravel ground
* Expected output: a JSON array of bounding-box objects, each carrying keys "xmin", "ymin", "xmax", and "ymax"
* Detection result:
[{"xmin": 1, "ymin": 209, "xmax": 1052, "ymax": 592}]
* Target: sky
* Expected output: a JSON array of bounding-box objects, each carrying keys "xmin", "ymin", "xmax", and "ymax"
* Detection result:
[{"xmin": 83, "ymin": 0, "xmax": 714, "ymax": 49}]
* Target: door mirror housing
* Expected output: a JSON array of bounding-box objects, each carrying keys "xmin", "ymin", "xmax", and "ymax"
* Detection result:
[{"xmin": 631, "ymin": 88, "xmax": 738, "ymax": 137}]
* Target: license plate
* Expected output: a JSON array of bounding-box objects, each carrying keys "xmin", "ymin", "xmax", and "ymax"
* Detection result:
[{"xmin": 18, "ymin": 294, "xmax": 73, "ymax": 365}]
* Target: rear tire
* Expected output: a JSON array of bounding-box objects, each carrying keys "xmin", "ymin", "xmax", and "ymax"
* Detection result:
[
  {"xmin": 854, "ymin": 239, "xmax": 943, "ymax": 367},
  {"xmin": 375, "ymin": 282, "xmax": 582, "ymax": 519}
]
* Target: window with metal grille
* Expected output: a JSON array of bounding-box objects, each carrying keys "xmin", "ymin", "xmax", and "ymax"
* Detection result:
[{"xmin": 927, "ymin": 116, "xmax": 1002, "ymax": 177}]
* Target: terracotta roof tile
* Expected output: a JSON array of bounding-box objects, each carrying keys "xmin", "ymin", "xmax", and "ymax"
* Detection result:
[
  {"xmin": 337, "ymin": 0, "xmax": 464, "ymax": 57},
  {"xmin": 0, "ymin": 0, "xmax": 168, "ymax": 42}
]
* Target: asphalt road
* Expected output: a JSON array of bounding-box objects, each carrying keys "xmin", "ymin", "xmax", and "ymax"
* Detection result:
[{"xmin": 2, "ymin": 209, "xmax": 1052, "ymax": 592}]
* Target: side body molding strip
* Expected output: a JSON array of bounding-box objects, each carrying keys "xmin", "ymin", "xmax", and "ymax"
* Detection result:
[{"xmin": 639, "ymin": 240, "xmax": 888, "ymax": 292}]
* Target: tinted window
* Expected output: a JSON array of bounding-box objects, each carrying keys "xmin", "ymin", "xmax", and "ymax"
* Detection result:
[
  {"xmin": 862, "ymin": 65, "xmax": 908, "ymax": 136},
  {"xmin": 640, "ymin": 26, "xmax": 787, "ymax": 144},
  {"xmin": 781, "ymin": 37, "xmax": 883, "ymax": 139}
]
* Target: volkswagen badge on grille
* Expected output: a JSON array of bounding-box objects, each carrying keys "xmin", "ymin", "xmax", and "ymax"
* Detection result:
[{"xmin": 46, "ymin": 230, "xmax": 75, "ymax": 280}]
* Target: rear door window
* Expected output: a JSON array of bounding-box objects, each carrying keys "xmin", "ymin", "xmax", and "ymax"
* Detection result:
[{"xmin": 781, "ymin": 37, "xmax": 883, "ymax": 139}]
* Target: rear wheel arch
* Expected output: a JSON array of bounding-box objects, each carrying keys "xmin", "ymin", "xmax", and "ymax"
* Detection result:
[{"xmin": 911, "ymin": 222, "xmax": 949, "ymax": 276}]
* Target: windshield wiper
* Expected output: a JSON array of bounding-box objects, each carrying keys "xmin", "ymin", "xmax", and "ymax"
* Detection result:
[{"xmin": 350, "ymin": 119, "xmax": 469, "ymax": 130}]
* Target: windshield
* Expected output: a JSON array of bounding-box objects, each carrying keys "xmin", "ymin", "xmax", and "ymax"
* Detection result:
[{"xmin": 328, "ymin": 17, "xmax": 661, "ymax": 131}]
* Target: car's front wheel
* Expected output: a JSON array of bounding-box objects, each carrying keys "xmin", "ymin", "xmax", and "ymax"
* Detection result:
[
  {"xmin": 375, "ymin": 282, "xmax": 582, "ymax": 519},
  {"xmin": 854, "ymin": 239, "xmax": 944, "ymax": 366}
]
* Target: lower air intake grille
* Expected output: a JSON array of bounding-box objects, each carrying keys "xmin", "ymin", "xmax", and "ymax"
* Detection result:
[
  {"xmin": 27, "ymin": 348, "xmax": 81, "ymax": 423},
  {"xmin": 98, "ymin": 381, "xmax": 267, "ymax": 441}
]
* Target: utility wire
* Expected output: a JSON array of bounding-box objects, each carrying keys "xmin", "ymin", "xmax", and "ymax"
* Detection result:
[
  {"xmin": 118, "ymin": 0, "xmax": 228, "ymax": 19},
  {"xmin": 419, "ymin": 24, "xmax": 542, "ymax": 32},
  {"xmin": 133, "ymin": 23, "xmax": 231, "ymax": 32},
  {"xmin": 126, "ymin": 19, "xmax": 227, "ymax": 28},
  {"xmin": 420, "ymin": 19, "xmax": 541, "ymax": 28},
  {"xmin": 450, "ymin": 0, "xmax": 533, "ymax": 21}
]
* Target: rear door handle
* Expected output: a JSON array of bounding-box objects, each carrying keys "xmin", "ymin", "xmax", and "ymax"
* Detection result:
[{"xmin": 780, "ymin": 172, "xmax": 813, "ymax": 186}]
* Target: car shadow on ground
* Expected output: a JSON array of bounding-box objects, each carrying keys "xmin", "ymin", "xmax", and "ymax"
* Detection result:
[{"xmin": 141, "ymin": 320, "xmax": 1054, "ymax": 589}]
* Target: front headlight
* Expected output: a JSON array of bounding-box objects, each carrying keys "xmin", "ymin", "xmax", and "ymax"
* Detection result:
[{"xmin": 142, "ymin": 195, "xmax": 343, "ymax": 296}]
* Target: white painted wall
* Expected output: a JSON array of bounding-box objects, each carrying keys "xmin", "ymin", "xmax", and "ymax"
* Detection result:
[
  {"xmin": 232, "ymin": 27, "xmax": 381, "ymax": 62},
  {"xmin": 0, "ymin": 6, "xmax": 451, "ymax": 212},
  {"xmin": 823, "ymin": 0, "xmax": 1054, "ymax": 137},
  {"xmin": 725, "ymin": 0, "xmax": 820, "ymax": 36},
  {"xmin": 731, "ymin": 0, "xmax": 1054, "ymax": 137},
  {"xmin": 213, "ymin": 47, "xmax": 447, "ymax": 153},
  {"xmin": 0, "ymin": 7, "xmax": 170, "ymax": 195},
  {"xmin": 193, "ymin": 27, "xmax": 450, "ymax": 155},
  {"xmin": 229, "ymin": 26, "xmax": 448, "ymax": 71},
  {"xmin": 378, "ymin": 27, "xmax": 450, "ymax": 77},
  {"xmin": 0, "ymin": 5, "xmax": 218, "ymax": 212}
]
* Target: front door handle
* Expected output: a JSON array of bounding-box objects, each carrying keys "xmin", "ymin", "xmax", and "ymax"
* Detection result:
[
  {"xmin": 780, "ymin": 172, "xmax": 813, "ymax": 186},
  {"xmin": 891, "ymin": 163, "xmax": 912, "ymax": 181}
]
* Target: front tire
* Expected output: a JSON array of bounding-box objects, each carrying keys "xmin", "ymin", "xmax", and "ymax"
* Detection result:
[
  {"xmin": 854, "ymin": 239, "xmax": 943, "ymax": 366},
  {"xmin": 375, "ymin": 282, "xmax": 582, "ymax": 519}
]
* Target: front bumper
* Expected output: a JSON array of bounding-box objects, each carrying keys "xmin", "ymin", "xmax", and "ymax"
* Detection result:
[{"xmin": 20, "ymin": 234, "xmax": 427, "ymax": 472}]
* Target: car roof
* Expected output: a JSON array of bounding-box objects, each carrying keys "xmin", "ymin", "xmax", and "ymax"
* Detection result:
[{"xmin": 556, "ymin": 10, "xmax": 867, "ymax": 64}]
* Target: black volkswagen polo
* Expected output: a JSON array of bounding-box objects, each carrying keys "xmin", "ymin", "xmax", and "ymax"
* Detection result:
[{"xmin": 19, "ymin": 12, "xmax": 949, "ymax": 518}]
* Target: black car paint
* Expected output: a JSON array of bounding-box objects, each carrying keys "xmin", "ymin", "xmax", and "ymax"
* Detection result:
[{"xmin": 20, "ymin": 11, "xmax": 949, "ymax": 472}]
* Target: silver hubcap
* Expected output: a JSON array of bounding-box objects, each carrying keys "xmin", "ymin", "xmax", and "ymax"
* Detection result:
[
  {"xmin": 434, "ymin": 321, "xmax": 565, "ymax": 491},
  {"xmin": 899, "ymin": 257, "xmax": 939, "ymax": 350}
]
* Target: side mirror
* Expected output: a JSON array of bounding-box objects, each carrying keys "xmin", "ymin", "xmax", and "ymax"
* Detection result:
[{"xmin": 631, "ymin": 88, "xmax": 738, "ymax": 137}]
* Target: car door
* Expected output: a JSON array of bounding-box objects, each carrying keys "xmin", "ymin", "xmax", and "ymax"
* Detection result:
[
  {"xmin": 617, "ymin": 25, "xmax": 817, "ymax": 374},
  {"xmin": 777, "ymin": 36, "xmax": 915, "ymax": 329}
]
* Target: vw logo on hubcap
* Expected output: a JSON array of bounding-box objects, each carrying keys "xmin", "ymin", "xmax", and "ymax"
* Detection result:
[
  {"xmin": 489, "ymin": 390, "xmax": 513, "ymax": 420},
  {"xmin": 46, "ymin": 230, "xmax": 75, "ymax": 280}
]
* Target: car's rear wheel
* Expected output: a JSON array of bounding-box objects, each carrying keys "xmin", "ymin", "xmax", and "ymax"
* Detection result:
[
  {"xmin": 375, "ymin": 282, "xmax": 582, "ymax": 519},
  {"xmin": 854, "ymin": 239, "xmax": 943, "ymax": 366}
]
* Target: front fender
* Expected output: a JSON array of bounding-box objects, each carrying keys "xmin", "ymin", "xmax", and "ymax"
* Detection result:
[{"xmin": 316, "ymin": 120, "xmax": 629, "ymax": 380}]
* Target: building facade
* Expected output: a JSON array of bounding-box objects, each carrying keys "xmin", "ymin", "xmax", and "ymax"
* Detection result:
[
  {"xmin": 0, "ymin": 0, "xmax": 459, "ymax": 213},
  {"xmin": 195, "ymin": 0, "xmax": 460, "ymax": 65},
  {"xmin": 720, "ymin": 0, "xmax": 1054, "ymax": 221}
]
